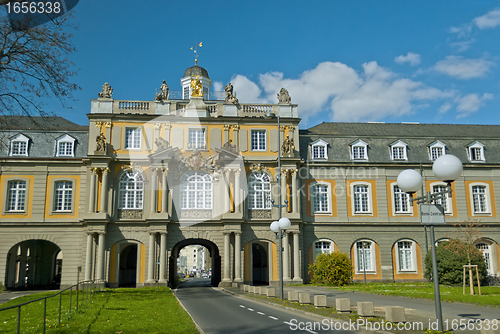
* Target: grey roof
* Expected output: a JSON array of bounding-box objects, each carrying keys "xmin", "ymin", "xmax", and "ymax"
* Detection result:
[
  {"xmin": 183, "ymin": 65, "xmax": 210, "ymax": 79},
  {"xmin": 306, "ymin": 122, "xmax": 500, "ymax": 139},
  {"xmin": 0, "ymin": 116, "xmax": 88, "ymax": 131}
]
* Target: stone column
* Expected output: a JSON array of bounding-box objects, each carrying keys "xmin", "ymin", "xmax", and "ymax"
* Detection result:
[
  {"xmin": 161, "ymin": 168, "xmax": 168, "ymax": 214},
  {"xmin": 223, "ymin": 232, "xmax": 231, "ymax": 282},
  {"xmin": 293, "ymin": 232, "xmax": 302, "ymax": 281},
  {"xmin": 234, "ymin": 232, "xmax": 242, "ymax": 282},
  {"xmin": 232, "ymin": 124, "xmax": 240, "ymax": 149},
  {"xmin": 100, "ymin": 168, "xmax": 110, "ymax": 214},
  {"xmin": 223, "ymin": 124, "xmax": 230, "ymax": 143},
  {"xmin": 159, "ymin": 232, "xmax": 167, "ymax": 283},
  {"xmin": 224, "ymin": 170, "xmax": 231, "ymax": 214},
  {"xmin": 147, "ymin": 232, "xmax": 156, "ymax": 283},
  {"xmin": 85, "ymin": 233, "xmax": 93, "ymax": 281},
  {"xmin": 234, "ymin": 169, "xmax": 241, "ymax": 214},
  {"xmin": 96, "ymin": 232, "xmax": 106, "ymax": 282},
  {"xmin": 292, "ymin": 169, "xmax": 298, "ymax": 214},
  {"xmin": 150, "ymin": 168, "xmax": 157, "ymax": 213},
  {"xmin": 281, "ymin": 170, "xmax": 287, "ymax": 208},
  {"xmin": 88, "ymin": 168, "xmax": 96, "ymax": 213},
  {"xmin": 279, "ymin": 125, "xmax": 286, "ymax": 153},
  {"xmin": 154, "ymin": 123, "xmax": 162, "ymax": 150},
  {"xmin": 283, "ymin": 231, "xmax": 290, "ymax": 281},
  {"xmin": 164, "ymin": 123, "xmax": 172, "ymax": 143}
]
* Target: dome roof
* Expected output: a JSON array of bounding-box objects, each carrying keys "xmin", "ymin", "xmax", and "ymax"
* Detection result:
[{"xmin": 183, "ymin": 64, "xmax": 210, "ymax": 79}]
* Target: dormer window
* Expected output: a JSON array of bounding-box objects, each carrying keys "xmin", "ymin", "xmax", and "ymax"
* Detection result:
[
  {"xmin": 428, "ymin": 141, "xmax": 446, "ymax": 161},
  {"xmin": 311, "ymin": 139, "xmax": 328, "ymax": 160},
  {"xmin": 390, "ymin": 140, "xmax": 407, "ymax": 161},
  {"xmin": 468, "ymin": 142, "xmax": 485, "ymax": 162},
  {"xmin": 56, "ymin": 134, "xmax": 76, "ymax": 157},
  {"xmin": 10, "ymin": 134, "xmax": 29, "ymax": 156},
  {"xmin": 350, "ymin": 139, "xmax": 368, "ymax": 161}
]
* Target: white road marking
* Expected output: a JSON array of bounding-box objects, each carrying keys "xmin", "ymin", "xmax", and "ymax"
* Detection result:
[
  {"xmin": 247, "ymin": 308, "xmax": 254, "ymax": 311},
  {"xmin": 269, "ymin": 316, "xmax": 278, "ymax": 320},
  {"xmin": 239, "ymin": 305, "xmax": 245, "ymax": 308},
  {"xmin": 257, "ymin": 312, "xmax": 265, "ymax": 315}
]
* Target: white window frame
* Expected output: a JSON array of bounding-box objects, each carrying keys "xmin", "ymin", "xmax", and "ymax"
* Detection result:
[
  {"xmin": 311, "ymin": 182, "xmax": 331, "ymax": 214},
  {"xmin": 351, "ymin": 182, "xmax": 372, "ymax": 214},
  {"xmin": 395, "ymin": 240, "xmax": 417, "ymax": 273},
  {"xmin": 313, "ymin": 239, "xmax": 334, "ymax": 261},
  {"xmin": 9, "ymin": 134, "xmax": 29, "ymax": 157},
  {"xmin": 250, "ymin": 130, "xmax": 267, "ymax": 151},
  {"xmin": 430, "ymin": 182, "xmax": 452, "ymax": 215},
  {"xmin": 124, "ymin": 127, "xmax": 142, "ymax": 150},
  {"xmin": 390, "ymin": 140, "xmax": 408, "ymax": 161},
  {"xmin": 6, "ymin": 180, "xmax": 27, "ymax": 212},
  {"xmin": 355, "ymin": 240, "xmax": 376, "ymax": 274},
  {"xmin": 475, "ymin": 241, "xmax": 494, "ymax": 276},
  {"xmin": 181, "ymin": 172, "xmax": 212, "ymax": 210},
  {"xmin": 187, "ymin": 128, "xmax": 207, "ymax": 150},
  {"xmin": 470, "ymin": 183, "xmax": 491, "ymax": 215},
  {"xmin": 392, "ymin": 184, "xmax": 411, "ymax": 214},
  {"xmin": 53, "ymin": 180, "xmax": 73, "ymax": 212},
  {"xmin": 56, "ymin": 134, "xmax": 76, "ymax": 157},
  {"xmin": 311, "ymin": 139, "xmax": 328, "ymax": 160},
  {"xmin": 350, "ymin": 139, "xmax": 368, "ymax": 161},
  {"xmin": 248, "ymin": 172, "xmax": 272, "ymax": 210},
  {"xmin": 428, "ymin": 141, "xmax": 446, "ymax": 161},
  {"xmin": 467, "ymin": 142, "xmax": 485, "ymax": 162},
  {"xmin": 118, "ymin": 170, "xmax": 144, "ymax": 210}
]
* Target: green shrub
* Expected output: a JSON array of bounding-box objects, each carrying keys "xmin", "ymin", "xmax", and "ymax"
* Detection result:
[
  {"xmin": 309, "ymin": 252, "xmax": 353, "ymax": 286},
  {"xmin": 424, "ymin": 240, "xmax": 487, "ymax": 285},
  {"xmin": 0, "ymin": 282, "xmax": 4, "ymax": 292}
]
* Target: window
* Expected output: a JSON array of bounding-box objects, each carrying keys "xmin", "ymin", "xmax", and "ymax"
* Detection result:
[
  {"xmin": 183, "ymin": 86, "xmax": 190, "ymax": 99},
  {"xmin": 54, "ymin": 181, "xmax": 72, "ymax": 211},
  {"xmin": 397, "ymin": 241, "xmax": 414, "ymax": 271},
  {"xmin": 350, "ymin": 139, "xmax": 368, "ymax": 161},
  {"xmin": 432, "ymin": 184, "xmax": 451, "ymax": 213},
  {"xmin": 353, "ymin": 184, "xmax": 370, "ymax": 213},
  {"xmin": 312, "ymin": 184, "xmax": 329, "ymax": 213},
  {"xmin": 311, "ymin": 139, "xmax": 328, "ymax": 160},
  {"xmin": 181, "ymin": 172, "xmax": 212, "ymax": 209},
  {"xmin": 476, "ymin": 243, "xmax": 493, "ymax": 275},
  {"xmin": 125, "ymin": 128, "xmax": 142, "ymax": 149},
  {"xmin": 187, "ymin": 128, "xmax": 206, "ymax": 150},
  {"xmin": 248, "ymin": 172, "xmax": 271, "ymax": 210},
  {"xmin": 468, "ymin": 142, "xmax": 485, "ymax": 162},
  {"xmin": 118, "ymin": 170, "xmax": 144, "ymax": 209},
  {"xmin": 472, "ymin": 185, "xmax": 488, "ymax": 213},
  {"xmin": 251, "ymin": 130, "xmax": 266, "ymax": 151},
  {"xmin": 7, "ymin": 180, "xmax": 26, "ymax": 211},
  {"xmin": 313, "ymin": 240, "xmax": 333, "ymax": 261},
  {"xmin": 390, "ymin": 140, "xmax": 407, "ymax": 160},
  {"xmin": 428, "ymin": 141, "xmax": 446, "ymax": 161},
  {"xmin": 10, "ymin": 134, "xmax": 29, "ymax": 156},
  {"xmin": 393, "ymin": 185, "xmax": 410, "ymax": 213},
  {"xmin": 56, "ymin": 134, "xmax": 76, "ymax": 157},
  {"xmin": 356, "ymin": 241, "xmax": 374, "ymax": 272}
]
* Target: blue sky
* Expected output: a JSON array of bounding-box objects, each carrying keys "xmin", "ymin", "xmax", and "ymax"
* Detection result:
[{"xmin": 38, "ymin": 1, "xmax": 500, "ymax": 128}]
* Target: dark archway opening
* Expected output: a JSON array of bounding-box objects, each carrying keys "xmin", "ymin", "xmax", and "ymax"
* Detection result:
[
  {"xmin": 169, "ymin": 238, "xmax": 221, "ymax": 287},
  {"xmin": 5, "ymin": 240, "xmax": 61, "ymax": 290},
  {"xmin": 119, "ymin": 244, "xmax": 137, "ymax": 287},
  {"xmin": 252, "ymin": 242, "xmax": 268, "ymax": 285}
]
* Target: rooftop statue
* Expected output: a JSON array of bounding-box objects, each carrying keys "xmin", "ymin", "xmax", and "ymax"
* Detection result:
[
  {"xmin": 277, "ymin": 87, "xmax": 291, "ymax": 104},
  {"xmin": 98, "ymin": 82, "xmax": 113, "ymax": 99},
  {"xmin": 155, "ymin": 80, "xmax": 169, "ymax": 101},
  {"xmin": 155, "ymin": 137, "xmax": 170, "ymax": 151},
  {"xmin": 224, "ymin": 82, "xmax": 239, "ymax": 105},
  {"xmin": 190, "ymin": 75, "xmax": 203, "ymax": 97}
]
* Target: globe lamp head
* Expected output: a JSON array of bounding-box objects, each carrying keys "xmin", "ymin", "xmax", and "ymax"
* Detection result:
[
  {"xmin": 278, "ymin": 217, "xmax": 291, "ymax": 229},
  {"xmin": 432, "ymin": 154, "xmax": 463, "ymax": 183},
  {"xmin": 397, "ymin": 169, "xmax": 423, "ymax": 194},
  {"xmin": 270, "ymin": 221, "xmax": 279, "ymax": 233}
]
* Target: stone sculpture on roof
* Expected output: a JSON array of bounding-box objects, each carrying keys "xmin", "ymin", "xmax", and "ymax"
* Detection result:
[
  {"xmin": 98, "ymin": 82, "xmax": 113, "ymax": 99},
  {"xmin": 190, "ymin": 75, "xmax": 203, "ymax": 97},
  {"xmin": 155, "ymin": 137, "xmax": 170, "ymax": 151},
  {"xmin": 277, "ymin": 87, "xmax": 291, "ymax": 104},
  {"xmin": 155, "ymin": 80, "xmax": 169, "ymax": 101},
  {"xmin": 224, "ymin": 82, "xmax": 239, "ymax": 105}
]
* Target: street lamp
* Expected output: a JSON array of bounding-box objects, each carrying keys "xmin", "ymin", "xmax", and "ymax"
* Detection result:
[
  {"xmin": 397, "ymin": 154, "xmax": 463, "ymax": 332},
  {"xmin": 266, "ymin": 111, "xmax": 291, "ymax": 300}
]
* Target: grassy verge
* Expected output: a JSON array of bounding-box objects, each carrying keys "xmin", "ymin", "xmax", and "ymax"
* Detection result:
[
  {"xmin": 0, "ymin": 287, "xmax": 198, "ymax": 334},
  {"xmin": 329, "ymin": 282, "xmax": 500, "ymax": 306}
]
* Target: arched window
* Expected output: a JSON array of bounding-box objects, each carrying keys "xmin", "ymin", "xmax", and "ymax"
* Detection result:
[
  {"xmin": 313, "ymin": 239, "xmax": 334, "ymax": 261},
  {"xmin": 181, "ymin": 172, "xmax": 212, "ymax": 209},
  {"xmin": 355, "ymin": 240, "xmax": 375, "ymax": 273},
  {"xmin": 118, "ymin": 170, "xmax": 144, "ymax": 209},
  {"xmin": 248, "ymin": 172, "xmax": 271, "ymax": 210}
]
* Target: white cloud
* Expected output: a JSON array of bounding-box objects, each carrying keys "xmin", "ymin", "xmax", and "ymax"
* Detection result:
[
  {"xmin": 455, "ymin": 93, "xmax": 494, "ymax": 118},
  {"xmin": 231, "ymin": 61, "xmax": 454, "ymax": 122},
  {"xmin": 213, "ymin": 81, "xmax": 224, "ymax": 93},
  {"xmin": 439, "ymin": 103, "xmax": 452, "ymax": 114},
  {"xmin": 433, "ymin": 56, "xmax": 495, "ymax": 79},
  {"xmin": 473, "ymin": 9, "xmax": 500, "ymax": 29},
  {"xmin": 449, "ymin": 24, "xmax": 472, "ymax": 38},
  {"xmin": 449, "ymin": 39, "xmax": 474, "ymax": 52},
  {"xmin": 394, "ymin": 52, "xmax": 421, "ymax": 66}
]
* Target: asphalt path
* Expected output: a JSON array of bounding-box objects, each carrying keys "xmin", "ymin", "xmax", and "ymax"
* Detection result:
[{"xmin": 174, "ymin": 278, "xmax": 362, "ymax": 334}]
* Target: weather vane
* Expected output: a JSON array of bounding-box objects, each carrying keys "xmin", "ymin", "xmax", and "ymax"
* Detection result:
[{"xmin": 190, "ymin": 41, "xmax": 203, "ymax": 65}]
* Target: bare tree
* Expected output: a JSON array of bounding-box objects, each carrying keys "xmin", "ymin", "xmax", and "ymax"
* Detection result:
[{"xmin": 0, "ymin": 5, "xmax": 79, "ymax": 118}]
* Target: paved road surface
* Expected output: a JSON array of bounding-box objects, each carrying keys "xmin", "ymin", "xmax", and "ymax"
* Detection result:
[{"xmin": 174, "ymin": 279, "xmax": 362, "ymax": 334}]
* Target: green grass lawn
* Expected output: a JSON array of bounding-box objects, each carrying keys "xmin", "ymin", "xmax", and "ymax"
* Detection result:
[
  {"xmin": 0, "ymin": 287, "xmax": 198, "ymax": 334},
  {"xmin": 330, "ymin": 282, "xmax": 500, "ymax": 306}
]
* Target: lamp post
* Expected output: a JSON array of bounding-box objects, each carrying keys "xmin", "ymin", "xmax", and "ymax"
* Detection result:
[{"xmin": 396, "ymin": 154, "xmax": 463, "ymax": 332}]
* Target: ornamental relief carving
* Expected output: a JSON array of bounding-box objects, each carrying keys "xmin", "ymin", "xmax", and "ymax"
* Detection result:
[{"xmin": 117, "ymin": 210, "xmax": 143, "ymax": 219}]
